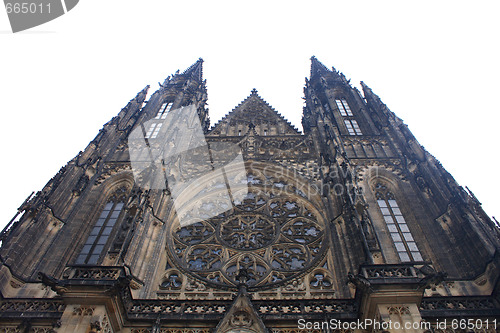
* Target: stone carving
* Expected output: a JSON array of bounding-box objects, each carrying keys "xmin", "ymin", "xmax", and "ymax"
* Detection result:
[
  {"xmin": 9, "ymin": 280, "xmax": 22, "ymax": 289},
  {"xmin": 387, "ymin": 305, "xmax": 411, "ymax": 316},
  {"xmin": 72, "ymin": 306, "xmax": 95, "ymax": 316},
  {"xmin": 284, "ymin": 278, "xmax": 306, "ymax": 292},
  {"xmin": 73, "ymin": 174, "xmax": 90, "ymax": 196},
  {"xmin": 0, "ymin": 300, "xmax": 65, "ymax": 314},
  {"xmin": 94, "ymin": 163, "xmax": 132, "ymax": 185},
  {"xmin": 309, "ymin": 271, "xmax": 332, "ymax": 289},
  {"xmin": 0, "ymin": 328, "xmax": 57, "ymax": 333},
  {"xmin": 167, "ymin": 178, "xmax": 327, "ymax": 290},
  {"xmin": 230, "ymin": 310, "xmax": 252, "ymax": 327},
  {"xmin": 89, "ymin": 314, "xmax": 112, "ymax": 333},
  {"xmin": 160, "ymin": 271, "xmax": 183, "ymax": 290},
  {"xmin": 31, "ymin": 329, "xmax": 56, "ymax": 333},
  {"xmin": 420, "ymin": 297, "xmax": 498, "ymax": 311},
  {"xmin": 64, "ymin": 267, "xmax": 123, "ymax": 280},
  {"xmin": 220, "ymin": 214, "xmax": 276, "ymax": 250},
  {"xmin": 255, "ymin": 300, "xmax": 357, "ymax": 316},
  {"xmin": 362, "ymin": 265, "xmax": 417, "ymax": 279}
]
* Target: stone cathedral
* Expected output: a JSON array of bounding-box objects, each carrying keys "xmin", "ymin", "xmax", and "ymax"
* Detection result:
[{"xmin": 0, "ymin": 58, "xmax": 499, "ymax": 333}]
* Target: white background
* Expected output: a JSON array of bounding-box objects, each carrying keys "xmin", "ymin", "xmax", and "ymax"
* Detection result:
[{"xmin": 0, "ymin": 1, "xmax": 499, "ymax": 230}]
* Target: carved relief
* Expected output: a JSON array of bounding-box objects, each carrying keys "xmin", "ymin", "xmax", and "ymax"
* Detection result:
[
  {"xmin": 0, "ymin": 328, "xmax": 20, "ymax": 333},
  {"xmin": 343, "ymin": 137, "xmax": 395, "ymax": 159},
  {"xmin": 0, "ymin": 328, "xmax": 56, "ymax": 333},
  {"xmin": 89, "ymin": 314, "xmax": 112, "ymax": 333},
  {"xmin": 309, "ymin": 269, "xmax": 333, "ymax": 290},
  {"xmin": 73, "ymin": 174, "xmax": 90, "ymax": 196},
  {"xmin": 160, "ymin": 270, "xmax": 184, "ymax": 290},
  {"xmin": 354, "ymin": 161, "xmax": 407, "ymax": 183},
  {"xmin": 387, "ymin": 305, "xmax": 411, "ymax": 316},
  {"xmin": 72, "ymin": 306, "xmax": 95, "ymax": 316},
  {"xmin": 94, "ymin": 163, "xmax": 132, "ymax": 185},
  {"xmin": 0, "ymin": 299, "xmax": 65, "ymax": 313},
  {"xmin": 167, "ymin": 178, "xmax": 327, "ymax": 290},
  {"xmin": 9, "ymin": 280, "xmax": 22, "ymax": 289},
  {"xmin": 230, "ymin": 310, "xmax": 253, "ymax": 327}
]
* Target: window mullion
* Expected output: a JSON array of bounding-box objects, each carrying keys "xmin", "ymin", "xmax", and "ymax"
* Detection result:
[
  {"xmin": 85, "ymin": 201, "xmax": 116, "ymax": 263},
  {"xmin": 386, "ymin": 199, "xmax": 413, "ymax": 260}
]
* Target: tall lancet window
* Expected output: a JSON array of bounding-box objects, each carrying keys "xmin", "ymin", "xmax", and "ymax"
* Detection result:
[
  {"xmin": 344, "ymin": 119, "xmax": 362, "ymax": 135},
  {"xmin": 335, "ymin": 98, "xmax": 353, "ymax": 116},
  {"xmin": 75, "ymin": 188, "xmax": 127, "ymax": 265},
  {"xmin": 155, "ymin": 101, "xmax": 172, "ymax": 119},
  {"xmin": 374, "ymin": 183, "xmax": 423, "ymax": 262},
  {"xmin": 336, "ymin": 98, "xmax": 362, "ymax": 135}
]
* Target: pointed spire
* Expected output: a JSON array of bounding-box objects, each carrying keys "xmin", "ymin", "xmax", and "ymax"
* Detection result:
[
  {"xmin": 181, "ymin": 57, "xmax": 204, "ymax": 81},
  {"xmin": 116, "ymin": 84, "xmax": 150, "ymax": 123},
  {"xmin": 161, "ymin": 58, "xmax": 204, "ymax": 86},
  {"xmin": 310, "ymin": 55, "xmax": 331, "ymax": 78},
  {"xmin": 361, "ymin": 81, "xmax": 383, "ymax": 107},
  {"xmin": 136, "ymin": 84, "xmax": 150, "ymax": 103},
  {"xmin": 309, "ymin": 56, "xmax": 352, "ymax": 88},
  {"xmin": 360, "ymin": 81, "xmax": 372, "ymax": 95},
  {"xmin": 361, "ymin": 81, "xmax": 399, "ymax": 124}
]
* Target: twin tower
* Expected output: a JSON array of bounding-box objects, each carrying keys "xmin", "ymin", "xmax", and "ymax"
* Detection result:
[{"xmin": 0, "ymin": 58, "xmax": 499, "ymax": 332}]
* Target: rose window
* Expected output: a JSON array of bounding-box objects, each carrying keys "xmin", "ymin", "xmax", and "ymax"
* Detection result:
[
  {"xmin": 219, "ymin": 214, "xmax": 276, "ymax": 250},
  {"xmin": 167, "ymin": 172, "xmax": 327, "ymax": 289}
]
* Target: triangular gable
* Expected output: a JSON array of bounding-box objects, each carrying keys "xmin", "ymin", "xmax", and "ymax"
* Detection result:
[
  {"xmin": 214, "ymin": 286, "xmax": 269, "ymax": 333},
  {"xmin": 209, "ymin": 89, "xmax": 300, "ymax": 137}
]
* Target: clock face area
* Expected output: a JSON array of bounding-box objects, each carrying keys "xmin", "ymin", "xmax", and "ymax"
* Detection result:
[{"xmin": 166, "ymin": 165, "xmax": 328, "ymax": 290}]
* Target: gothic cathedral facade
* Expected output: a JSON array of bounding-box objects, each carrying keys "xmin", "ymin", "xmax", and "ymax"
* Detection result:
[{"xmin": 0, "ymin": 58, "xmax": 499, "ymax": 332}]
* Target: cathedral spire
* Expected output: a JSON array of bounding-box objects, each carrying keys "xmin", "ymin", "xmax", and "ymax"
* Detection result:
[
  {"xmin": 310, "ymin": 55, "xmax": 331, "ymax": 78},
  {"xmin": 310, "ymin": 56, "xmax": 350, "ymax": 86},
  {"xmin": 360, "ymin": 80, "xmax": 395, "ymax": 122},
  {"xmin": 360, "ymin": 81, "xmax": 376, "ymax": 101},
  {"xmin": 160, "ymin": 58, "xmax": 204, "ymax": 87},
  {"xmin": 1, "ymin": 59, "xmax": 498, "ymax": 331},
  {"xmin": 180, "ymin": 57, "xmax": 204, "ymax": 81}
]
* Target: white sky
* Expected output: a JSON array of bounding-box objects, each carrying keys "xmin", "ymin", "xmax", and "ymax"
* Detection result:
[{"xmin": 0, "ymin": 1, "xmax": 498, "ymax": 230}]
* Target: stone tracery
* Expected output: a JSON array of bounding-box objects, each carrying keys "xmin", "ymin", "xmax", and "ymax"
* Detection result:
[{"xmin": 166, "ymin": 168, "xmax": 327, "ymax": 289}]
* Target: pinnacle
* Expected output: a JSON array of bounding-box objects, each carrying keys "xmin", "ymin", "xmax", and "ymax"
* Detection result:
[
  {"xmin": 360, "ymin": 81, "xmax": 374, "ymax": 96},
  {"xmin": 310, "ymin": 56, "xmax": 330, "ymax": 76},
  {"xmin": 159, "ymin": 58, "xmax": 204, "ymax": 87},
  {"xmin": 181, "ymin": 58, "xmax": 204, "ymax": 80},
  {"xmin": 309, "ymin": 57, "xmax": 352, "ymax": 87},
  {"xmin": 133, "ymin": 85, "xmax": 150, "ymax": 104}
]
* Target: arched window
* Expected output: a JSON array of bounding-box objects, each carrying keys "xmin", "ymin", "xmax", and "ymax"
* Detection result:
[
  {"xmin": 335, "ymin": 98, "xmax": 363, "ymax": 135},
  {"xmin": 374, "ymin": 183, "xmax": 423, "ymax": 262},
  {"xmin": 75, "ymin": 188, "xmax": 127, "ymax": 265},
  {"xmin": 335, "ymin": 98, "xmax": 353, "ymax": 116}
]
